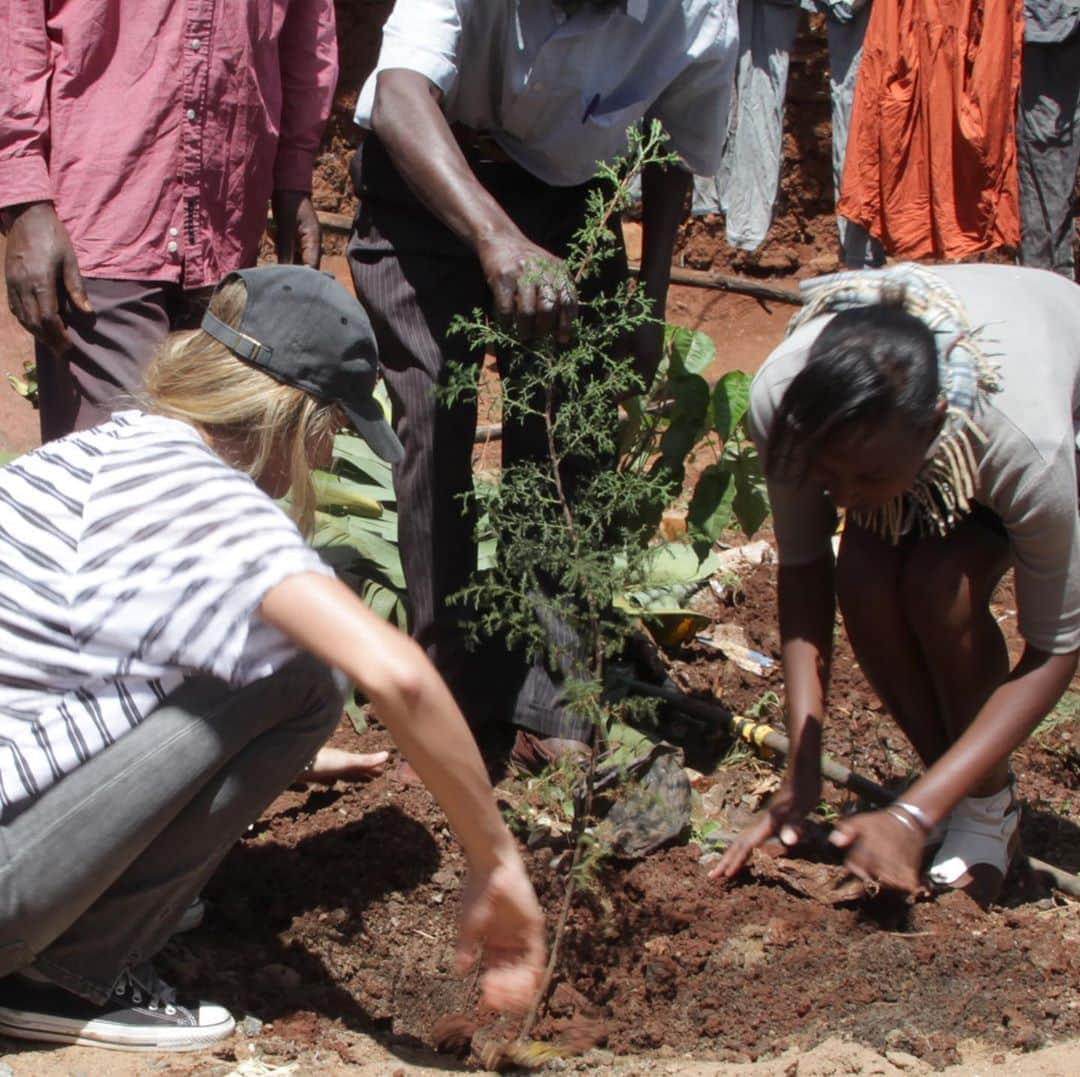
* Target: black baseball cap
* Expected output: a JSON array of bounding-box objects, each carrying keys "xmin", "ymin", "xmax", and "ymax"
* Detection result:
[{"xmin": 201, "ymin": 265, "xmax": 403, "ymax": 463}]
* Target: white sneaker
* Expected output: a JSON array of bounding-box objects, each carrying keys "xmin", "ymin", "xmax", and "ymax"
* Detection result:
[
  {"xmin": 0, "ymin": 964, "xmax": 234, "ymax": 1052},
  {"xmin": 928, "ymin": 781, "xmax": 1020, "ymax": 894}
]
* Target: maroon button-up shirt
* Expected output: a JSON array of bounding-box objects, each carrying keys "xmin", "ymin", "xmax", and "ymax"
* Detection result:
[{"xmin": 0, "ymin": 1, "xmax": 338, "ymax": 288}]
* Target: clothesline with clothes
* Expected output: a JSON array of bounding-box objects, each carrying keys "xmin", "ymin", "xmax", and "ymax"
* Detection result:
[{"xmin": 693, "ymin": 0, "xmax": 1080, "ymax": 279}]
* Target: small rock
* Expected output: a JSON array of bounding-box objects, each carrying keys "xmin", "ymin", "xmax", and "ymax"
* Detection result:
[
  {"xmin": 431, "ymin": 867, "xmax": 457, "ymax": 888},
  {"xmin": 656, "ymin": 1044, "xmax": 676, "ymax": 1058},
  {"xmin": 549, "ymin": 982, "xmax": 594, "ymax": 1017},
  {"xmin": 764, "ymin": 917, "xmax": 799, "ymax": 948},
  {"xmin": 884, "ymin": 1049, "xmax": 920, "ymax": 1070},
  {"xmin": 643, "ymin": 955, "xmax": 679, "ymax": 1000},
  {"xmin": 239, "ymin": 1014, "xmax": 264, "ymax": 1037},
  {"xmin": 587, "ymin": 1049, "xmax": 615, "ymax": 1066}
]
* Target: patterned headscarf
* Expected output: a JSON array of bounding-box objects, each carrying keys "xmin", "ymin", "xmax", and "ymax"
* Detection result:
[{"xmin": 785, "ymin": 263, "xmax": 1002, "ymax": 543}]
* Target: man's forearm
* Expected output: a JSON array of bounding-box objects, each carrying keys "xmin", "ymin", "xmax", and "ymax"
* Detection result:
[
  {"xmin": 371, "ymin": 69, "xmax": 523, "ymax": 253},
  {"xmin": 0, "ymin": 0, "xmax": 54, "ymax": 212},
  {"xmin": 275, "ymin": 0, "xmax": 338, "ymax": 191}
]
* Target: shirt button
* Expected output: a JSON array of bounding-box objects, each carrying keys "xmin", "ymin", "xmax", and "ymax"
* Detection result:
[
  {"xmin": 186, "ymin": 108, "xmax": 196, "ymax": 120},
  {"xmin": 167, "ymin": 241, "xmax": 179, "ymax": 254},
  {"xmin": 191, "ymin": 39, "xmax": 201, "ymax": 51},
  {"xmin": 169, "ymin": 227, "xmax": 178, "ymax": 237},
  {"xmin": 532, "ymin": 82, "xmax": 545, "ymax": 93}
]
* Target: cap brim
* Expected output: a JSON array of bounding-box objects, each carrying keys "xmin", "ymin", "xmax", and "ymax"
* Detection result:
[{"xmin": 343, "ymin": 399, "xmax": 404, "ymax": 464}]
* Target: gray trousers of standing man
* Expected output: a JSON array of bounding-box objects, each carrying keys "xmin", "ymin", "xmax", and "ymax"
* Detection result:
[
  {"xmin": 1017, "ymin": 22, "xmax": 1080, "ymax": 280},
  {"xmin": 347, "ymin": 136, "xmax": 625, "ymax": 744},
  {"xmin": 35, "ymin": 280, "xmax": 210, "ymax": 442},
  {"xmin": 0, "ymin": 654, "xmax": 342, "ymax": 1003}
]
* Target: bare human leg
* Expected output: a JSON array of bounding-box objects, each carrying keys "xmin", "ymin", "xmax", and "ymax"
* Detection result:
[
  {"xmin": 836, "ymin": 520, "xmax": 951, "ymax": 768},
  {"xmin": 900, "ymin": 514, "xmax": 1012, "ymax": 796}
]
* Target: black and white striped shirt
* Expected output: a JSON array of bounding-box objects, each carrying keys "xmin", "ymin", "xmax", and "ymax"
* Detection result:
[{"xmin": 0, "ymin": 412, "xmax": 333, "ymax": 817}]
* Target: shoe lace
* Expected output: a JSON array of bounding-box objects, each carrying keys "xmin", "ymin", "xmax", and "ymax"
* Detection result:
[{"xmin": 115, "ymin": 963, "xmax": 179, "ymax": 1015}]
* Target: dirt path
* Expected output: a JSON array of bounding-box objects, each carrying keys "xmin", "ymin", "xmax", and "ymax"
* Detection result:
[{"xmin": 5, "ymin": 1033, "xmax": 1080, "ymax": 1076}]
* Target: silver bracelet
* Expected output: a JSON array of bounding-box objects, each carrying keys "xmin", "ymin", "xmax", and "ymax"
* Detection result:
[
  {"xmin": 884, "ymin": 805, "xmax": 923, "ymax": 836},
  {"xmin": 892, "ymin": 800, "xmax": 933, "ymax": 833}
]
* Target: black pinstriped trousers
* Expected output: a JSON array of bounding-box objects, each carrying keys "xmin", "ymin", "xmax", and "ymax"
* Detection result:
[{"xmin": 346, "ymin": 137, "xmax": 626, "ymax": 741}]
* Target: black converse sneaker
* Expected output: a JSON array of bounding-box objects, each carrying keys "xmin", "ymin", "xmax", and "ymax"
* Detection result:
[{"xmin": 0, "ymin": 964, "xmax": 234, "ymax": 1052}]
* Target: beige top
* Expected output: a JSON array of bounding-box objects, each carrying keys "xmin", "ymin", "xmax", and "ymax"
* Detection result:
[{"xmin": 748, "ymin": 264, "xmax": 1080, "ymax": 655}]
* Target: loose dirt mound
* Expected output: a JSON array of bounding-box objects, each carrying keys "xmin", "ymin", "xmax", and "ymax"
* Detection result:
[
  {"xmin": 91, "ymin": 559, "xmax": 1072, "ymax": 1075},
  {"xmin": 4, "ymin": 12, "xmax": 1079, "ymax": 1076}
]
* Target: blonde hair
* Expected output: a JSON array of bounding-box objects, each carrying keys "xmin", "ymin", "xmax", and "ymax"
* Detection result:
[{"xmin": 142, "ymin": 278, "xmax": 342, "ymax": 536}]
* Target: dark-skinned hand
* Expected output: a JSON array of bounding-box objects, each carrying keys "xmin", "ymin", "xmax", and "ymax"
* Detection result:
[
  {"xmin": 271, "ymin": 189, "xmax": 322, "ymax": 268},
  {"xmin": 709, "ymin": 772, "xmax": 822, "ymax": 881},
  {"xmin": 476, "ymin": 234, "xmax": 577, "ymax": 344},
  {"xmin": 829, "ymin": 809, "xmax": 926, "ymax": 894},
  {"xmin": 4, "ymin": 201, "xmax": 93, "ymax": 353}
]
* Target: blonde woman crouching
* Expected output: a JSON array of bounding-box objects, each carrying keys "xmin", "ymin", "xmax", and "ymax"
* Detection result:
[{"xmin": 0, "ymin": 266, "xmax": 544, "ymax": 1052}]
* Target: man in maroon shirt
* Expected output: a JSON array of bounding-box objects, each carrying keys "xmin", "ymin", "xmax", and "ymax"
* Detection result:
[{"xmin": 0, "ymin": 0, "xmax": 338, "ymax": 440}]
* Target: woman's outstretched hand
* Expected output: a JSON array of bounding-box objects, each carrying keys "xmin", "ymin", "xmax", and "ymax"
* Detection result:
[
  {"xmin": 828, "ymin": 810, "xmax": 925, "ymax": 894},
  {"xmin": 709, "ymin": 775, "xmax": 821, "ymax": 881},
  {"xmin": 456, "ymin": 852, "xmax": 546, "ymax": 1013}
]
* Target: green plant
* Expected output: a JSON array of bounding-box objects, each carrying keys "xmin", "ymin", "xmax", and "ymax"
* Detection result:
[
  {"xmin": 442, "ymin": 122, "xmax": 726, "ymax": 1039},
  {"xmin": 1037, "ymin": 689, "xmax": 1080, "ymax": 741},
  {"xmin": 309, "ymin": 409, "xmax": 408, "ymax": 731},
  {"xmin": 619, "ymin": 325, "xmax": 769, "ymax": 543},
  {"xmin": 745, "ymin": 689, "xmax": 781, "ymax": 721},
  {"xmin": 7, "ymin": 359, "xmax": 39, "ymax": 409},
  {"xmin": 442, "ymin": 121, "xmax": 686, "ymax": 706},
  {"xmin": 687, "ymin": 369, "xmax": 769, "ymax": 543},
  {"xmin": 312, "ymin": 417, "xmax": 408, "ymax": 630}
]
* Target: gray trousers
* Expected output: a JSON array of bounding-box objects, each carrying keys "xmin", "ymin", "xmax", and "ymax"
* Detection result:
[
  {"xmin": 1018, "ymin": 33, "xmax": 1080, "ymax": 280},
  {"xmin": 347, "ymin": 137, "xmax": 622, "ymax": 742},
  {"xmin": 36, "ymin": 279, "xmax": 209, "ymax": 442},
  {"xmin": 0, "ymin": 654, "xmax": 342, "ymax": 1003},
  {"xmin": 694, "ymin": 0, "xmax": 884, "ymax": 268}
]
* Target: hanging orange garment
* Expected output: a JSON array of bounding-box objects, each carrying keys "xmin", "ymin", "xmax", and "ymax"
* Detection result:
[{"xmin": 837, "ymin": 0, "xmax": 1024, "ymax": 260}]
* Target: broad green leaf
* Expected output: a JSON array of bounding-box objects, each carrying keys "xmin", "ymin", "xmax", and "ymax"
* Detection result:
[
  {"xmin": 332, "ymin": 432, "xmax": 396, "ymax": 492},
  {"xmin": 657, "ymin": 374, "xmax": 710, "ymax": 465},
  {"xmin": 312, "ymin": 472, "xmax": 383, "ymax": 516},
  {"xmin": 313, "ymin": 509, "xmax": 399, "ymax": 543},
  {"xmin": 727, "ymin": 442, "xmax": 769, "ymax": 537},
  {"xmin": 344, "ymin": 689, "xmax": 368, "ymax": 734},
  {"xmin": 477, "ymin": 534, "xmax": 498, "ymax": 572},
  {"xmin": 361, "ymin": 580, "xmax": 406, "ymax": 626},
  {"xmin": 333, "ymin": 522, "xmax": 406, "ymax": 589},
  {"xmin": 634, "ymin": 541, "xmax": 717, "ymax": 587},
  {"xmin": 687, "ymin": 463, "xmax": 735, "ymax": 543},
  {"xmin": 666, "ymin": 325, "xmax": 716, "ymax": 377},
  {"xmin": 712, "ymin": 370, "xmax": 752, "ymax": 443},
  {"xmin": 731, "ymin": 481, "xmax": 769, "ymax": 538}
]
